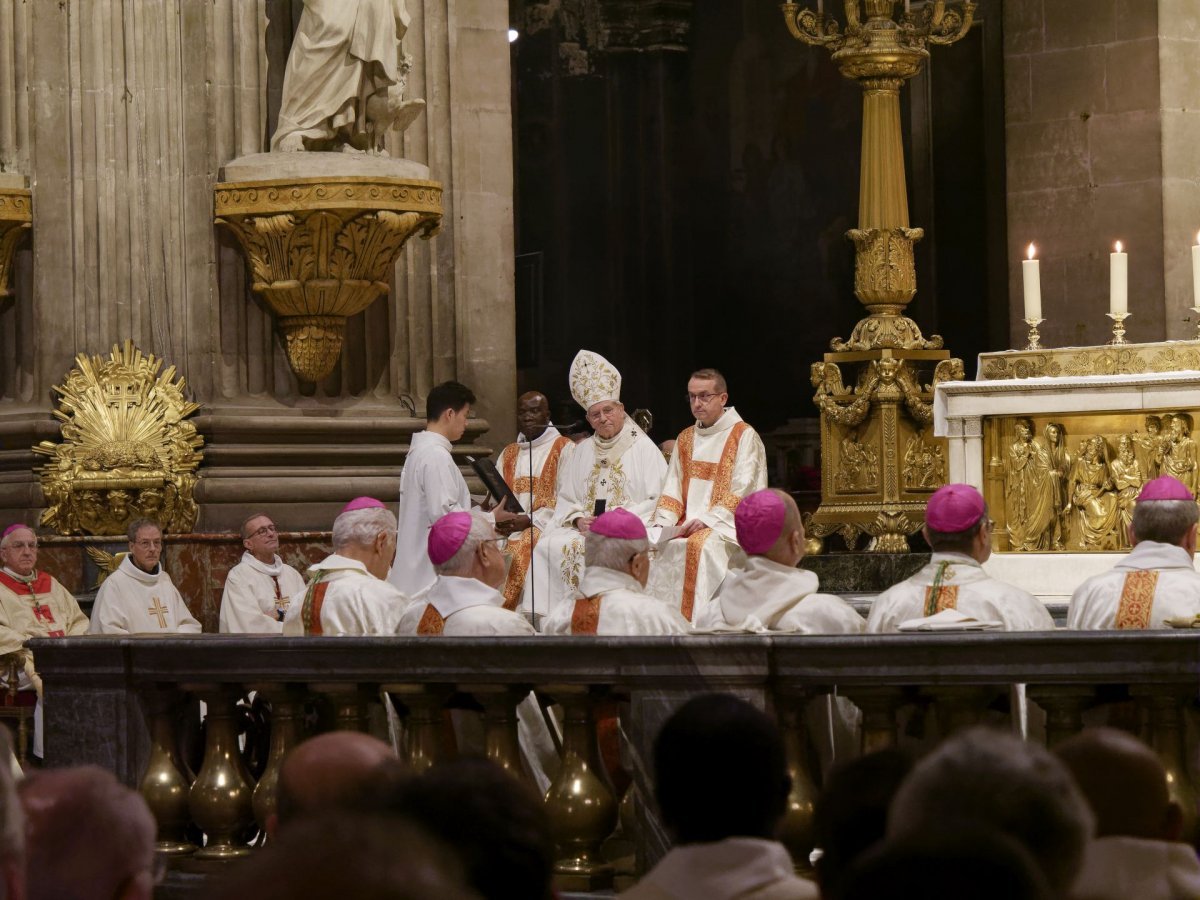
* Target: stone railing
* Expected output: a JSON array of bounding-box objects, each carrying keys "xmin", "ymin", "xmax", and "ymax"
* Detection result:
[{"xmin": 30, "ymin": 632, "xmax": 1200, "ymax": 893}]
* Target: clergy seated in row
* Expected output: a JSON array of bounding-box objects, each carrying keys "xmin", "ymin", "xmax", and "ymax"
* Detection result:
[
  {"xmin": 1055, "ymin": 728, "xmax": 1200, "ymax": 900},
  {"xmin": 866, "ymin": 484, "xmax": 1054, "ymax": 633},
  {"xmin": 1067, "ymin": 475, "xmax": 1200, "ymax": 630},
  {"xmin": 543, "ymin": 509, "xmax": 688, "ymax": 636},
  {"xmin": 90, "ymin": 519, "xmax": 201, "ymax": 635},
  {"xmin": 522, "ymin": 350, "xmax": 667, "ymax": 618},
  {"xmin": 283, "ymin": 498, "xmax": 409, "ymax": 636},
  {"xmin": 219, "ymin": 513, "xmax": 306, "ymax": 634},
  {"xmin": 697, "ymin": 489, "xmax": 864, "ymax": 634},
  {"xmin": 647, "ymin": 368, "xmax": 768, "ymax": 624},
  {"xmin": 389, "ymin": 381, "xmax": 516, "ymax": 601},
  {"xmin": 0, "ymin": 525, "xmax": 88, "ymax": 759},
  {"xmin": 495, "ymin": 391, "xmax": 574, "ymax": 611},
  {"xmin": 399, "ymin": 510, "xmax": 535, "ymax": 637}
]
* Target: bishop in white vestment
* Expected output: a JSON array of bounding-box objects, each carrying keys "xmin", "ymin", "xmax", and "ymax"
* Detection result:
[
  {"xmin": 543, "ymin": 509, "xmax": 688, "ymax": 636},
  {"xmin": 647, "ymin": 370, "xmax": 767, "ymax": 624},
  {"xmin": 523, "ymin": 350, "xmax": 666, "ymax": 618},
  {"xmin": 496, "ymin": 392, "xmax": 573, "ymax": 610},
  {"xmin": 1068, "ymin": 475, "xmax": 1200, "ymax": 630},
  {"xmin": 284, "ymin": 499, "xmax": 410, "ymax": 636},
  {"xmin": 867, "ymin": 484, "xmax": 1054, "ymax": 633},
  {"xmin": 219, "ymin": 514, "xmax": 307, "ymax": 634},
  {"xmin": 90, "ymin": 521, "xmax": 201, "ymax": 634},
  {"xmin": 697, "ymin": 490, "xmax": 863, "ymax": 634}
]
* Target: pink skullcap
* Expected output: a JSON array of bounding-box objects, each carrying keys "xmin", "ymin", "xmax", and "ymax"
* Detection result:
[
  {"xmin": 428, "ymin": 511, "xmax": 472, "ymax": 565},
  {"xmin": 591, "ymin": 508, "xmax": 646, "ymax": 541},
  {"xmin": 925, "ymin": 483, "xmax": 986, "ymax": 533},
  {"xmin": 1138, "ymin": 475, "xmax": 1195, "ymax": 502},
  {"xmin": 735, "ymin": 490, "xmax": 787, "ymax": 554},
  {"xmin": 1, "ymin": 525, "xmax": 25, "ymax": 538},
  {"xmin": 341, "ymin": 496, "xmax": 386, "ymax": 514}
]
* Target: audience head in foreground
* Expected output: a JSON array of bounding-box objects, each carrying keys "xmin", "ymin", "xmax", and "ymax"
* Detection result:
[
  {"xmin": 622, "ymin": 693, "xmax": 817, "ymax": 899},
  {"xmin": 888, "ymin": 726, "xmax": 1093, "ymax": 896},
  {"xmin": 269, "ymin": 731, "xmax": 396, "ymax": 839},
  {"xmin": 359, "ymin": 758, "xmax": 554, "ymax": 900},
  {"xmin": 696, "ymin": 489, "xmax": 863, "ymax": 634},
  {"xmin": 1054, "ymin": 727, "xmax": 1200, "ymax": 900},
  {"xmin": 0, "ymin": 732, "xmax": 21, "ymax": 900},
  {"xmin": 1067, "ymin": 474, "xmax": 1200, "ymax": 630},
  {"xmin": 20, "ymin": 765, "xmax": 156, "ymax": 900}
]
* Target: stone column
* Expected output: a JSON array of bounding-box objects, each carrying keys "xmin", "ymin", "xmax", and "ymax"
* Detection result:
[
  {"xmin": 1004, "ymin": 1, "xmax": 1200, "ymax": 348},
  {"xmin": 0, "ymin": 0, "xmax": 517, "ymax": 530}
]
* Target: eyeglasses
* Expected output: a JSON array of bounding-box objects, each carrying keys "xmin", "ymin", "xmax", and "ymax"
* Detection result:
[
  {"xmin": 586, "ymin": 404, "xmax": 621, "ymax": 424},
  {"xmin": 247, "ymin": 523, "xmax": 278, "ymax": 539},
  {"xmin": 134, "ymin": 539, "xmax": 163, "ymax": 549},
  {"xmin": 687, "ymin": 392, "xmax": 723, "ymax": 404}
]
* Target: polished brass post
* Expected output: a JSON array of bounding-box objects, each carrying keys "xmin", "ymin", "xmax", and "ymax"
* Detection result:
[
  {"xmin": 249, "ymin": 685, "xmax": 305, "ymax": 841},
  {"xmin": 474, "ymin": 684, "xmax": 530, "ymax": 784},
  {"xmin": 841, "ymin": 687, "xmax": 905, "ymax": 753},
  {"xmin": 1132, "ymin": 686, "xmax": 1199, "ymax": 845},
  {"xmin": 543, "ymin": 686, "xmax": 618, "ymax": 892},
  {"xmin": 928, "ymin": 685, "xmax": 1001, "ymax": 735},
  {"xmin": 312, "ymin": 683, "xmax": 371, "ymax": 732},
  {"xmin": 139, "ymin": 690, "xmax": 197, "ymax": 857},
  {"xmin": 1027, "ymin": 686, "xmax": 1094, "ymax": 747},
  {"xmin": 775, "ymin": 695, "xmax": 820, "ymax": 875},
  {"xmin": 387, "ymin": 684, "xmax": 452, "ymax": 773},
  {"xmin": 188, "ymin": 687, "xmax": 256, "ymax": 860}
]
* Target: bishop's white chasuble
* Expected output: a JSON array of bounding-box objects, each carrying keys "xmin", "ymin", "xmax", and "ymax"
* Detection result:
[
  {"xmin": 541, "ymin": 567, "xmax": 689, "ymax": 636},
  {"xmin": 1067, "ymin": 541, "xmax": 1200, "ymax": 630},
  {"xmin": 696, "ymin": 556, "xmax": 865, "ymax": 634},
  {"xmin": 283, "ymin": 554, "xmax": 411, "ymax": 636},
  {"xmin": 646, "ymin": 408, "xmax": 767, "ymax": 623}
]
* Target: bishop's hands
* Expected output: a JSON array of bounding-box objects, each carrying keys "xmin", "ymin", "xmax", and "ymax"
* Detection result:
[
  {"xmin": 676, "ymin": 519, "xmax": 707, "ymax": 538},
  {"xmin": 495, "ymin": 509, "xmax": 531, "ymax": 535}
]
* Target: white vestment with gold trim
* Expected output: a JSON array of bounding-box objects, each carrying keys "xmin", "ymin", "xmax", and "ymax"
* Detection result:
[
  {"xmin": 89, "ymin": 557, "xmax": 201, "ymax": 634},
  {"xmin": 645, "ymin": 408, "xmax": 767, "ymax": 624},
  {"xmin": 1066, "ymin": 541, "xmax": 1200, "ymax": 630}
]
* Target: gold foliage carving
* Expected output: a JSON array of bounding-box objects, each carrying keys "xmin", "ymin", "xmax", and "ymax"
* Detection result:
[
  {"xmin": 980, "ymin": 341, "xmax": 1200, "ymax": 382},
  {"xmin": 33, "ymin": 341, "xmax": 204, "ymax": 536}
]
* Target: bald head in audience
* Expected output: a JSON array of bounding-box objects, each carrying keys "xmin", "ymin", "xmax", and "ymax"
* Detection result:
[
  {"xmin": 269, "ymin": 732, "xmax": 396, "ymax": 838},
  {"xmin": 0, "ymin": 735, "xmax": 22, "ymax": 900},
  {"xmin": 1054, "ymin": 727, "xmax": 1181, "ymax": 841},
  {"xmin": 19, "ymin": 765, "xmax": 155, "ymax": 900}
]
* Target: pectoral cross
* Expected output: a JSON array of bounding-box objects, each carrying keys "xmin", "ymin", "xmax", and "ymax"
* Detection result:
[{"xmin": 148, "ymin": 597, "xmax": 168, "ymax": 629}]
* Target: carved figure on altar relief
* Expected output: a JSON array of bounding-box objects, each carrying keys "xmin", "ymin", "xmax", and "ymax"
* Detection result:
[
  {"xmin": 1110, "ymin": 435, "xmax": 1144, "ymax": 549},
  {"xmin": 271, "ymin": 0, "xmax": 426, "ymax": 154},
  {"xmin": 1044, "ymin": 423, "xmax": 1072, "ymax": 551},
  {"xmin": 1004, "ymin": 418, "xmax": 1054, "ymax": 551},
  {"xmin": 1164, "ymin": 413, "xmax": 1198, "ymax": 494},
  {"xmin": 903, "ymin": 430, "xmax": 944, "ymax": 490},
  {"xmin": 836, "ymin": 430, "xmax": 878, "ymax": 492},
  {"xmin": 1135, "ymin": 414, "xmax": 1169, "ymax": 479},
  {"xmin": 1069, "ymin": 436, "xmax": 1121, "ymax": 551}
]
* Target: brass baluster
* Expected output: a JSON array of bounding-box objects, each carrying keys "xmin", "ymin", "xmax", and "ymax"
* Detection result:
[
  {"xmin": 841, "ymin": 687, "xmax": 905, "ymax": 754},
  {"xmin": 249, "ymin": 685, "xmax": 305, "ymax": 842},
  {"xmin": 775, "ymin": 694, "xmax": 820, "ymax": 875},
  {"xmin": 543, "ymin": 686, "xmax": 617, "ymax": 892},
  {"xmin": 1027, "ymin": 686, "xmax": 1094, "ymax": 747},
  {"xmin": 928, "ymin": 686, "xmax": 1002, "ymax": 736},
  {"xmin": 188, "ymin": 687, "xmax": 256, "ymax": 859},
  {"xmin": 386, "ymin": 684, "xmax": 451, "ymax": 772},
  {"xmin": 1132, "ymin": 686, "xmax": 1199, "ymax": 845},
  {"xmin": 139, "ymin": 690, "xmax": 196, "ymax": 857},
  {"xmin": 312, "ymin": 683, "xmax": 370, "ymax": 732},
  {"xmin": 474, "ymin": 684, "xmax": 529, "ymax": 783}
]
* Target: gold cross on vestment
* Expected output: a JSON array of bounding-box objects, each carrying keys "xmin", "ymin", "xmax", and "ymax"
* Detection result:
[{"xmin": 148, "ymin": 597, "xmax": 168, "ymax": 629}]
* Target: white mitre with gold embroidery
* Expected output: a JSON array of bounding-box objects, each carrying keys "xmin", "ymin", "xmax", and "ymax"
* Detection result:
[{"xmin": 570, "ymin": 349, "xmax": 621, "ymax": 409}]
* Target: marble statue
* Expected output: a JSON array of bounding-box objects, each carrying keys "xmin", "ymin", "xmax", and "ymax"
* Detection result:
[{"xmin": 271, "ymin": 0, "xmax": 426, "ymax": 154}]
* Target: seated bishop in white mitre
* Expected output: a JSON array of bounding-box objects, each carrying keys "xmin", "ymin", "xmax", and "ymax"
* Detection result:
[
  {"xmin": 521, "ymin": 350, "xmax": 667, "ymax": 620},
  {"xmin": 645, "ymin": 369, "xmax": 768, "ymax": 624}
]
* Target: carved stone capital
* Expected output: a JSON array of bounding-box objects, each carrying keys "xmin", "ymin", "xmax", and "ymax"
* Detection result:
[{"xmin": 0, "ymin": 179, "xmax": 32, "ymax": 299}]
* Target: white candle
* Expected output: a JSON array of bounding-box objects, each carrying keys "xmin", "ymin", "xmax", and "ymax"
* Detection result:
[
  {"xmin": 1192, "ymin": 231, "xmax": 1200, "ymax": 307},
  {"xmin": 1110, "ymin": 240, "xmax": 1128, "ymax": 315},
  {"xmin": 1022, "ymin": 243, "xmax": 1042, "ymax": 321}
]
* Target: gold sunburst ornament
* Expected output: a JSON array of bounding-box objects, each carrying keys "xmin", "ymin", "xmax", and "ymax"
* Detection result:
[{"xmin": 33, "ymin": 341, "xmax": 204, "ymax": 536}]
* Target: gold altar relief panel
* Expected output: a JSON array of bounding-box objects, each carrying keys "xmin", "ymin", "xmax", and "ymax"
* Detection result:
[
  {"xmin": 985, "ymin": 411, "xmax": 1199, "ymax": 553},
  {"xmin": 32, "ymin": 341, "xmax": 204, "ymax": 536}
]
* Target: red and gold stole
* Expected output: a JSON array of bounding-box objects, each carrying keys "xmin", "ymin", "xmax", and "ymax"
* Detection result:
[{"xmin": 1114, "ymin": 570, "xmax": 1158, "ymax": 630}]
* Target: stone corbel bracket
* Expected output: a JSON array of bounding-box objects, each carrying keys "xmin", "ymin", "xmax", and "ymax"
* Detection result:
[
  {"xmin": 0, "ymin": 176, "xmax": 32, "ymax": 300},
  {"xmin": 214, "ymin": 175, "xmax": 443, "ymax": 383}
]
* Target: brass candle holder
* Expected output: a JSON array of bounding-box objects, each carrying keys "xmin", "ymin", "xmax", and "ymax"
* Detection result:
[
  {"xmin": 1024, "ymin": 317, "xmax": 1044, "ymax": 351},
  {"xmin": 1107, "ymin": 311, "xmax": 1130, "ymax": 345},
  {"xmin": 1190, "ymin": 306, "xmax": 1200, "ymax": 339}
]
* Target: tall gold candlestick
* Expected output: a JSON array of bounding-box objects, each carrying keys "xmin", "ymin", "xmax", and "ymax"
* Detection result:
[
  {"xmin": 1024, "ymin": 318, "xmax": 1044, "ymax": 351},
  {"xmin": 1107, "ymin": 311, "xmax": 1130, "ymax": 346}
]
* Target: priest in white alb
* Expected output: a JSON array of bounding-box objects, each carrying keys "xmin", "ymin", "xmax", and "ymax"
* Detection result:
[
  {"xmin": 1068, "ymin": 474, "xmax": 1200, "ymax": 630},
  {"xmin": 543, "ymin": 508, "xmax": 688, "ymax": 636},
  {"xmin": 495, "ymin": 391, "xmax": 573, "ymax": 611},
  {"xmin": 219, "ymin": 513, "xmax": 307, "ymax": 634},
  {"xmin": 284, "ymin": 498, "xmax": 411, "ymax": 636},
  {"xmin": 696, "ymin": 490, "xmax": 863, "ymax": 634},
  {"xmin": 90, "ymin": 519, "xmax": 202, "ymax": 634},
  {"xmin": 522, "ymin": 350, "xmax": 667, "ymax": 620},
  {"xmin": 646, "ymin": 368, "xmax": 768, "ymax": 624},
  {"xmin": 867, "ymin": 484, "xmax": 1055, "ymax": 633}
]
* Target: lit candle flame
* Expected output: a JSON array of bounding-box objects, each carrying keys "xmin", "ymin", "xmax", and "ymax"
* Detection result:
[
  {"xmin": 1027, "ymin": 243, "xmax": 1036, "ymax": 260},
  {"xmin": 1115, "ymin": 240, "xmax": 1124, "ymax": 253}
]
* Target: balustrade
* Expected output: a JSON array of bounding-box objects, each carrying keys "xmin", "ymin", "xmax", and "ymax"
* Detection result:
[{"xmin": 28, "ymin": 632, "xmax": 1200, "ymax": 893}]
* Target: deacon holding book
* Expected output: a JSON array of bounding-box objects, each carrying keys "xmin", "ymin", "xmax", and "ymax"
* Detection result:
[{"xmin": 522, "ymin": 350, "xmax": 666, "ymax": 619}]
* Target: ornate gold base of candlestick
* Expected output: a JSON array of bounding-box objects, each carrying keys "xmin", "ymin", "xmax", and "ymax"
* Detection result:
[
  {"xmin": 1107, "ymin": 311, "xmax": 1130, "ymax": 345},
  {"xmin": 0, "ymin": 178, "xmax": 32, "ymax": 299},
  {"xmin": 1024, "ymin": 318, "xmax": 1044, "ymax": 351}
]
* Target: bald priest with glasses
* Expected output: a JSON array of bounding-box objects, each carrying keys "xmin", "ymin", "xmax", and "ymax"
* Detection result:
[{"xmin": 219, "ymin": 513, "xmax": 307, "ymax": 634}]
